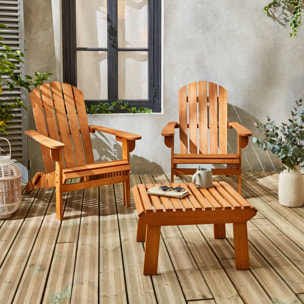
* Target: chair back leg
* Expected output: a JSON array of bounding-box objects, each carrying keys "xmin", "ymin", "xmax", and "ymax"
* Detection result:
[{"xmin": 171, "ymin": 173, "xmax": 174, "ymax": 183}]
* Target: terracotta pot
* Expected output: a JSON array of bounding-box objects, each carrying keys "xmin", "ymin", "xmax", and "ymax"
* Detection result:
[{"xmin": 278, "ymin": 165, "xmax": 304, "ymax": 207}]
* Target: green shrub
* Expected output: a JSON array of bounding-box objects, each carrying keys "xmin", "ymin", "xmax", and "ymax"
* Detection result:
[
  {"xmin": 0, "ymin": 23, "xmax": 52, "ymax": 134},
  {"xmin": 264, "ymin": 0, "xmax": 304, "ymax": 37},
  {"xmin": 86, "ymin": 100, "xmax": 152, "ymax": 114}
]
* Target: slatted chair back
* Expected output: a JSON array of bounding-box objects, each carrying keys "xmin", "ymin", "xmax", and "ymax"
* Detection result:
[
  {"xmin": 30, "ymin": 82, "xmax": 95, "ymax": 173},
  {"xmin": 178, "ymin": 81, "xmax": 228, "ymax": 155}
]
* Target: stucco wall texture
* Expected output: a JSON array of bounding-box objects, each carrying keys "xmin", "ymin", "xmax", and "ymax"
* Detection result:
[{"xmin": 24, "ymin": 0, "xmax": 304, "ymax": 177}]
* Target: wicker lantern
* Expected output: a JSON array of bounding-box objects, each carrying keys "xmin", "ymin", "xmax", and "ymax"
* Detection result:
[{"xmin": 0, "ymin": 137, "xmax": 21, "ymax": 219}]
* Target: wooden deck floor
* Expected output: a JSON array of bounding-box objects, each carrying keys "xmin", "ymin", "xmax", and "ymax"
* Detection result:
[{"xmin": 1, "ymin": 172, "xmax": 304, "ymax": 304}]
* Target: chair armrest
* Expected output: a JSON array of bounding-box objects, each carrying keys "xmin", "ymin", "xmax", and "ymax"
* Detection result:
[
  {"xmin": 228, "ymin": 122, "xmax": 252, "ymax": 137},
  {"xmin": 89, "ymin": 125, "xmax": 141, "ymax": 156},
  {"xmin": 161, "ymin": 121, "xmax": 178, "ymax": 149},
  {"xmin": 89, "ymin": 125, "xmax": 141, "ymax": 141},
  {"xmin": 161, "ymin": 121, "xmax": 179, "ymax": 136},
  {"xmin": 228, "ymin": 122, "xmax": 252, "ymax": 151},
  {"xmin": 25, "ymin": 130, "xmax": 64, "ymax": 150}
]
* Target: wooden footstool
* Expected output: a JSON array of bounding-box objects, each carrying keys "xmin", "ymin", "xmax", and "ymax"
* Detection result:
[{"xmin": 132, "ymin": 181, "xmax": 257, "ymax": 275}]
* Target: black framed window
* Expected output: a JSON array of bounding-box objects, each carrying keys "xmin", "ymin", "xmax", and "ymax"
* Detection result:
[{"xmin": 62, "ymin": 0, "xmax": 161, "ymax": 112}]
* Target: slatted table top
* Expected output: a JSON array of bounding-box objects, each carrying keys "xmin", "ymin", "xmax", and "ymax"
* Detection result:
[{"xmin": 132, "ymin": 181, "xmax": 257, "ymax": 226}]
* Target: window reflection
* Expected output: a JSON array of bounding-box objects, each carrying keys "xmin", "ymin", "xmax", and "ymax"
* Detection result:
[
  {"xmin": 118, "ymin": 0, "xmax": 148, "ymax": 48},
  {"xmin": 77, "ymin": 51, "xmax": 108, "ymax": 99},
  {"xmin": 118, "ymin": 51, "xmax": 148, "ymax": 99},
  {"xmin": 76, "ymin": 0, "xmax": 107, "ymax": 48}
]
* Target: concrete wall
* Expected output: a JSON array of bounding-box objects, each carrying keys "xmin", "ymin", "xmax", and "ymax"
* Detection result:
[
  {"xmin": 24, "ymin": 0, "xmax": 304, "ymax": 178},
  {"xmin": 23, "ymin": 0, "xmax": 58, "ymax": 178}
]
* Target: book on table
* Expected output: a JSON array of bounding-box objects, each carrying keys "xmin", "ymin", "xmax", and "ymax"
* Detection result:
[{"xmin": 147, "ymin": 186, "xmax": 189, "ymax": 198}]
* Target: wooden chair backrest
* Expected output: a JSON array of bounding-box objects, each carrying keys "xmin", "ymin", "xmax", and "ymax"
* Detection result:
[
  {"xmin": 178, "ymin": 81, "xmax": 228, "ymax": 155},
  {"xmin": 30, "ymin": 82, "xmax": 94, "ymax": 172}
]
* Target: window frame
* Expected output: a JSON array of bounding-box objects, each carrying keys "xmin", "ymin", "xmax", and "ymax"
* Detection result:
[{"xmin": 62, "ymin": 0, "xmax": 161, "ymax": 112}]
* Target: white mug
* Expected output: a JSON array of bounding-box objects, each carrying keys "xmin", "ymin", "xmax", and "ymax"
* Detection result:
[{"xmin": 192, "ymin": 166, "xmax": 213, "ymax": 188}]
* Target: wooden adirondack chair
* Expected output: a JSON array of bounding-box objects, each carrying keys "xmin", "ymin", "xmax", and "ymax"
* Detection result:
[
  {"xmin": 25, "ymin": 82, "xmax": 141, "ymax": 220},
  {"xmin": 161, "ymin": 81, "xmax": 252, "ymax": 193}
]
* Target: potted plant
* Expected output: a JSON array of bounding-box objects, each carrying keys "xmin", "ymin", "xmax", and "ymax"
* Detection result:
[
  {"xmin": 0, "ymin": 23, "xmax": 51, "ymax": 134},
  {"xmin": 253, "ymin": 99, "xmax": 304, "ymax": 207}
]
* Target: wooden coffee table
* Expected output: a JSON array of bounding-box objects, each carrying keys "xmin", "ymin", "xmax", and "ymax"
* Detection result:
[{"xmin": 132, "ymin": 181, "xmax": 257, "ymax": 275}]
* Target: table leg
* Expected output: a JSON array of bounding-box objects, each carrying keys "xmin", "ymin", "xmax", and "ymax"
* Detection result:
[
  {"xmin": 233, "ymin": 222, "xmax": 249, "ymax": 269},
  {"xmin": 143, "ymin": 225, "xmax": 161, "ymax": 275},
  {"xmin": 136, "ymin": 218, "xmax": 146, "ymax": 242},
  {"xmin": 214, "ymin": 224, "xmax": 226, "ymax": 239}
]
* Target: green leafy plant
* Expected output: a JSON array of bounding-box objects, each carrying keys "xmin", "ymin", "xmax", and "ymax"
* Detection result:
[
  {"xmin": 0, "ymin": 23, "xmax": 52, "ymax": 134},
  {"xmin": 86, "ymin": 100, "xmax": 152, "ymax": 114},
  {"xmin": 252, "ymin": 99, "xmax": 304, "ymax": 170},
  {"xmin": 264, "ymin": 0, "xmax": 304, "ymax": 37}
]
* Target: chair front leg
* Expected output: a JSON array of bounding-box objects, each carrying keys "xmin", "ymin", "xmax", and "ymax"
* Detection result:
[
  {"xmin": 237, "ymin": 135, "xmax": 249, "ymax": 195},
  {"xmin": 237, "ymin": 135, "xmax": 249, "ymax": 153},
  {"xmin": 120, "ymin": 138, "xmax": 136, "ymax": 161},
  {"xmin": 51, "ymin": 149, "xmax": 64, "ymax": 220},
  {"xmin": 123, "ymin": 177, "xmax": 131, "ymax": 207},
  {"xmin": 120, "ymin": 138, "xmax": 135, "ymax": 207},
  {"xmin": 238, "ymin": 174, "xmax": 242, "ymax": 194},
  {"xmin": 55, "ymin": 169, "xmax": 63, "ymax": 220},
  {"xmin": 171, "ymin": 163, "xmax": 176, "ymax": 183},
  {"xmin": 164, "ymin": 136, "xmax": 175, "ymax": 183}
]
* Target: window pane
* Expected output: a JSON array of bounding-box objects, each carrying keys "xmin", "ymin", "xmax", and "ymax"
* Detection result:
[
  {"xmin": 118, "ymin": 0, "xmax": 148, "ymax": 48},
  {"xmin": 118, "ymin": 51, "xmax": 148, "ymax": 99},
  {"xmin": 77, "ymin": 51, "xmax": 108, "ymax": 99},
  {"xmin": 76, "ymin": 0, "xmax": 107, "ymax": 48}
]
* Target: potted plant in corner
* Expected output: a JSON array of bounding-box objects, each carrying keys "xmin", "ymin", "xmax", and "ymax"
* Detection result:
[{"xmin": 253, "ymin": 99, "xmax": 304, "ymax": 207}]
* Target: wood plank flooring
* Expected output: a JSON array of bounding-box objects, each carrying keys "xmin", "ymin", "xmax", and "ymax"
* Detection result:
[{"xmin": 1, "ymin": 172, "xmax": 304, "ymax": 303}]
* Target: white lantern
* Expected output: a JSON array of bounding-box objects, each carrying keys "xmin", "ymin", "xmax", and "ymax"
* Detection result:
[{"xmin": 0, "ymin": 137, "xmax": 21, "ymax": 219}]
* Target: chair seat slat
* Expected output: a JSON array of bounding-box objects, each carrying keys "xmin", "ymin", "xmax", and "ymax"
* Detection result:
[
  {"xmin": 63, "ymin": 161, "xmax": 130, "ymax": 180},
  {"xmin": 173, "ymin": 158, "xmax": 240, "ymax": 165},
  {"xmin": 174, "ymin": 154, "xmax": 240, "ymax": 159}
]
